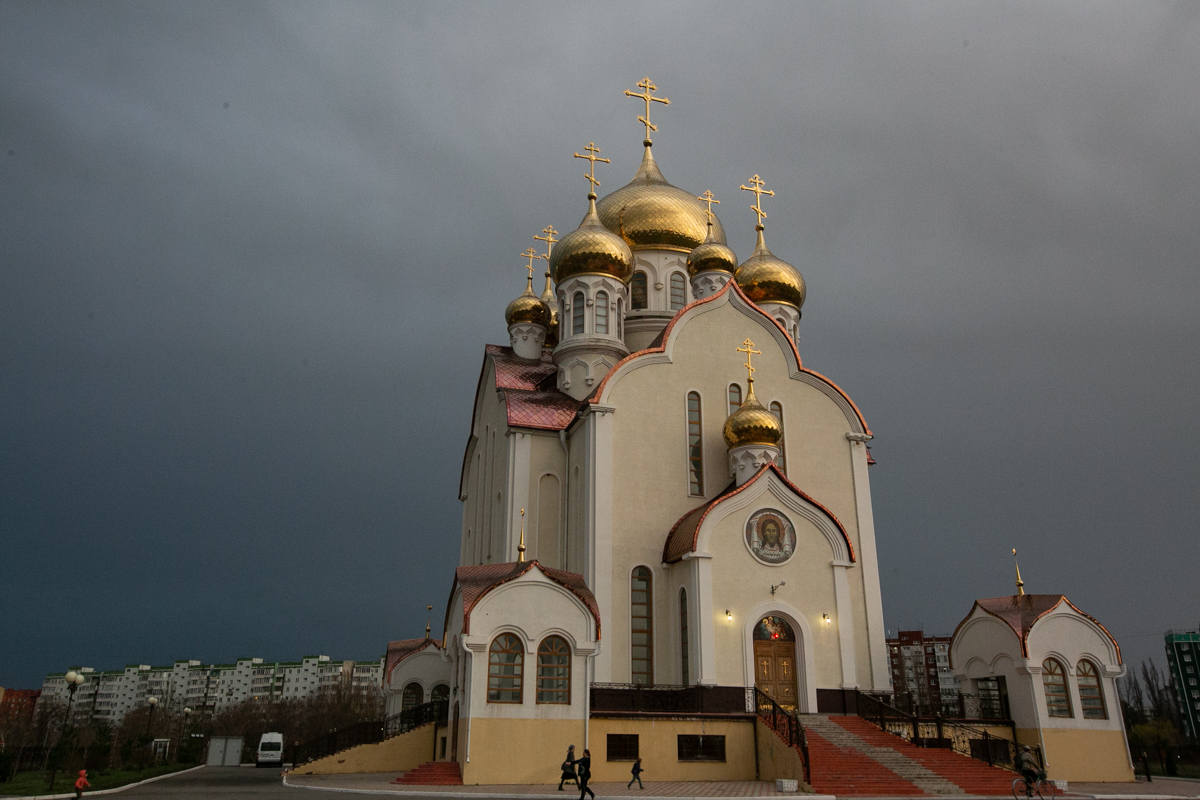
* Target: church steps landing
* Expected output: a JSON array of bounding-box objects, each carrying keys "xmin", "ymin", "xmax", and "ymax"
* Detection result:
[
  {"xmin": 804, "ymin": 721, "xmax": 928, "ymax": 796},
  {"xmin": 391, "ymin": 761, "xmax": 463, "ymax": 785},
  {"xmin": 828, "ymin": 716, "xmax": 1020, "ymax": 795}
]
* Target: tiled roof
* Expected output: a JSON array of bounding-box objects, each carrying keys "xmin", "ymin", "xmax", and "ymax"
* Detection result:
[
  {"xmin": 662, "ymin": 462, "xmax": 856, "ymax": 564},
  {"xmin": 485, "ymin": 345, "xmax": 582, "ymax": 431},
  {"xmin": 384, "ymin": 638, "xmax": 438, "ymax": 680},
  {"xmin": 450, "ymin": 560, "xmax": 600, "ymax": 638},
  {"xmin": 956, "ymin": 594, "xmax": 1121, "ymax": 662}
]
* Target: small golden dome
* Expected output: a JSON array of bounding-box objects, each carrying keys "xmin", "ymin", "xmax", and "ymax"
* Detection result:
[
  {"xmin": 505, "ymin": 277, "xmax": 551, "ymax": 327},
  {"xmin": 550, "ymin": 197, "xmax": 634, "ymax": 284},
  {"xmin": 735, "ymin": 229, "xmax": 806, "ymax": 310},
  {"xmin": 540, "ymin": 272, "xmax": 559, "ymax": 347},
  {"xmin": 596, "ymin": 146, "xmax": 727, "ymax": 253},
  {"xmin": 722, "ymin": 383, "xmax": 783, "ymax": 449},
  {"xmin": 687, "ymin": 226, "xmax": 739, "ymax": 277}
]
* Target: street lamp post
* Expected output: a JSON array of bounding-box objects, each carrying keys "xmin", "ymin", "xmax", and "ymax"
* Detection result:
[
  {"xmin": 61, "ymin": 671, "xmax": 85, "ymax": 732},
  {"xmin": 145, "ymin": 696, "xmax": 158, "ymax": 736},
  {"xmin": 177, "ymin": 707, "xmax": 192, "ymax": 762}
]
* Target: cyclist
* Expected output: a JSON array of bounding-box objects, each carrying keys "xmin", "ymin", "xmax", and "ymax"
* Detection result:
[{"xmin": 1017, "ymin": 746, "xmax": 1040, "ymax": 797}]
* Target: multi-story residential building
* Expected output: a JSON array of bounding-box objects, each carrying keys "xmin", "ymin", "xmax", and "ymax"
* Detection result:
[
  {"xmin": 0, "ymin": 688, "xmax": 41, "ymax": 723},
  {"xmin": 887, "ymin": 630, "xmax": 961, "ymax": 711},
  {"xmin": 1166, "ymin": 630, "xmax": 1200, "ymax": 740},
  {"xmin": 37, "ymin": 654, "xmax": 384, "ymax": 727}
]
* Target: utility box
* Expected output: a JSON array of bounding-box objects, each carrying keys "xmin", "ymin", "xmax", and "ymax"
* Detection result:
[{"xmin": 206, "ymin": 736, "xmax": 245, "ymax": 767}]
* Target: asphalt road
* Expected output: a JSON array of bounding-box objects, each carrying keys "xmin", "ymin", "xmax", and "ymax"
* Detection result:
[{"xmin": 121, "ymin": 766, "xmax": 347, "ymax": 798}]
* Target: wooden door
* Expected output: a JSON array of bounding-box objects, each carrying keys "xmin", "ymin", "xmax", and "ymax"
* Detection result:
[{"xmin": 754, "ymin": 640, "xmax": 798, "ymax": 710}]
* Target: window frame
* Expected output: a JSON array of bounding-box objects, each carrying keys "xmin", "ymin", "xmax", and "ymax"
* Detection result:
[
  {"xmin": 1041, "ymin": 657, "xmax": 1073, "ymax": 718},
  {"xmin": 607, "ymin": 733, "xmax": 639, "ymax": 761},
  {"xmin": 631, "ymin": 272, "xmax": 648, "ymax": 310},
  {"xmin": 631, "ymin": 566, "xmax": 654, "ymax": 685},
  {"xmin": 686, "ymin": 391, "xmax": 704, "ymax": 496},
  {"xmin": 769, "ymin": 400, "xmax": 786, "ymax": 475},
  {"xmin": 487, "ymin": 633, "xmax": 525, "ymax": 704},
  {"xmin": 1076, "ymin": 659, "xmax": 1107, "ymax": 719},
  {"xmin": 536, "ymin": 635, "xmax": 572, "ymax": 705},
  {"xmin": 595, "ymin": 291, "xmax": 609, "ymax": 335},
  {"xmin": 401, "ymin": 682, "xmax": 423, "ymax": 711},
  {"xmin": 572, "ymin": 292, "xmax": 585, "ymax": 336},
  {"xmin": 669, "ymin": 272, "xmax": 687, "ymax": 311},
  {"xmin": 727, "ymin": 384, "xmax": 742, "ymax": 416}
]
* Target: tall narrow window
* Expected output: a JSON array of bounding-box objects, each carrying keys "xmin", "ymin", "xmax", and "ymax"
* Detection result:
[
  {"xmin": 1042, "ymin": 658, "xmax": 1072, "ymax": 717},
  {"xmin": 631, "ymin": 272, "xmax": 648, "ymax": 310},
  {"xmin": 631, "ymin": 567, "xmax": 654, "ymax": 685},
  {"xmin": 401, "ymin": 682, "xmax": 423, "ymax": 711},
  {"xmin": 536, "ymin": 636, "xmax": 571, "ymax": 704},
  {"xmin": 1077, "ymin": 660, "xmax": 1107, "ymax": 719},
  {"xmin": 670, "ymin": 273, "xmax": 687, "ymax": 310},
  {"xmin": 572, "ymin": 292, "xmax": 585, "ymax": 335},
  {"xmin": 617, "ymin": 298, "xmax": 624, "ymax": 338},
  {"xmin": 769, "ymin": 401, "xmax": 786, "ymax": 475},
  {"xmin": 487, "ymin": 633, "xmax": 524, "ymax": 703},
  {"xmin": 595, "ymin": 291, "xmax": 609, "ymax": 334},
  {"xmin": 686, "ymin": 392, "xmax": 704, "ymax": 496},
  {"xmin": 727, "ymin": 384, "xmax": 742, "ymax": 416},
  {"xmin": 680, "ymin": 588, "xmax": 690, "ymax": 686}
]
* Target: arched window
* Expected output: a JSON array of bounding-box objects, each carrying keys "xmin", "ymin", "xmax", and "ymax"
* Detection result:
[
  {"xmin": 572, "ymin": 292, "xmax": 585, "ymax": 336},
  {"xmin": 1077, "ymin": 660, "xmax": 1107, "ymax": 719},
  {"xmin": 670, "ymin": 273, "xmax": 687, "ymax": 310},
  {"xmin": 727, "ymin": 384, "xmax": 742, "ymax": 416},
  {"xmin": 617, "ymin": 298, "xmax": 624, "ymax": 338},
  {"xmin": 680, "ymin": 588, "xmax": 690, "ymax": 686},
  {"xmin": 631, "ymin": 272, "xmax": 648, "ymax": 310},
  {"xmin": 631, "ymin": 567, "xmax": 654, "ymax": 684},
  {"xmin": 595, "ymin": 291, "xmax": 609, "ymax": 335},
  {"xmin": 1042, "ymin": 658, "xmax": 1072, "ymax": 717},
  {"xmin": 536, "ymin": 636, "xmax": 571, "ymax": 704},
  {"xmin": 488, "ymin": 633, "xmax": 524, "ymax": 703},
  {"xmin": 430, "ymin": 684, "xmax": 450, "ymax": 705},
  {"xmin": 401, "ymin": 682, "xmax": 423, "ymax": 711},
  {"xmin": 686, "ymin": 392, "xmax": 704, "ymax": 496},
  {"xmin": 791, "ymin": 323, "xmax": 798, "ymax": 341},
  {"xmin": 770, "ymin": 401, "xmax": 786, "ymax": 475}
]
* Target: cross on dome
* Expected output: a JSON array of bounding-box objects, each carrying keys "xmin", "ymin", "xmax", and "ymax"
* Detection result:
[
  {"xmin": 521, "ymin": 247, "xmax": 539, "ymax": 282},
  {"xmin": 624, "ymin": 77, "xmax": 670, "ymax": 144},
  {"xmin": 698, "ymin": 190, "xmax": 720, "ymax": 225},
  {"xmin": 737, "ymin": 338, "xmax": 761, "ymax": 386},
  {"xmin": 739, "ymin": 174, "xmax": 775, "ymax": 230},
  {"xmin": 573, "ymin": 143, "xmax": 610, "ymax": 198},
  {"xmin": 533, "ymin": 225, "xmax": 558, "ymax": 262}
]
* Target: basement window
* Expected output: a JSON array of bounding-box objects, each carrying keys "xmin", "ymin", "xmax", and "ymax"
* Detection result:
[
  {"xmin": 677, "ymin": 734, "xmax": 725, "ymax": 762},
  {"xmin": 607, "ymin": 734, "xmax": 639, "ymax": 761}
]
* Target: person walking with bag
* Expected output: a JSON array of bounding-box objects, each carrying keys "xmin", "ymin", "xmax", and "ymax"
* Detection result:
[
  {"xmin": 558, "ymin": 744, "xmax": 578, "ymax": 791},
  {"xmin": 627, "ymin": 757, "xmax": 644, "ymax": 789},
  {"xmin": 577, "ymin": 748, "xmax": 595, "ymax": 800}
]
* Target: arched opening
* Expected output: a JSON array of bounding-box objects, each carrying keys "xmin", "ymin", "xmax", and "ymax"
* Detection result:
[
  {"xmin": 1042, "ymin": 657, "xmax": 1072, "ymax": 717},
  {"xmin": 669, "ymin": 273, "xmax": 687, "ymax": 310},
  {"xmin": 572, "ymin": 292, "xmax": 585, "ymax": 335},
  {"xmin": 430, "ymin": 683, "xmax": 450, "ymax": 705},
  {"xmin": 536, "ymin": 636, "xmax": 571, "ymax": 704},
  {"xmin": 686, "ymin": 392, "xmax": 703, "ymax": 496},
  {"xmin": 631, "ymin": 272, "xmax": 648, "ymax": 310},
  {"xmin": 401, "ymin": 682, "xmax": 423, "ymax": 711},
  {"xmin": 753, "ymin": 616, "xmax": 798, "ymax": 710},
  {"xmin": 617, "ymin": 297, "xmax": 624, "ymax": 338},
  {"xmin": 596, "ymin": 291, "xmax": 609, "ymax": 334},
  {"xmin": 1077, "ymin": 660, "xmax": 1107, "ymax": 719},
  {"xmin": 727, "ymin": 384, "xmax": 742, "ymax": 416},
  {"xmin": 769, "ymin": 401, "xmax": 786, "ymax": 475},
  {"xmin": 488, "ymin": 633, "xmax": 524, "ymax": 703}
]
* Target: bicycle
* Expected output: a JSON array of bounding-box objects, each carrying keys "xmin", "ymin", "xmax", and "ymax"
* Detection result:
[{"xmin": 1012, "ymin": 774, "xmax": 1058, "ymax": 800}]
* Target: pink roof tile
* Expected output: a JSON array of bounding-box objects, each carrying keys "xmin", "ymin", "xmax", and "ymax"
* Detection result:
[
  {"xmin": 954, "ymin": 594, "xmax": 1121, "ymax": 662},
  {"xmin": 385, "ymin": 637, "xmax": 439, "ymax": 680},
  {"xmin": 448, "ymin": 560, "xmax": 600, "ymax": 639},
  {"xmin": 484, "ymin": 345, "xmax": 583, "ymax": 431}
]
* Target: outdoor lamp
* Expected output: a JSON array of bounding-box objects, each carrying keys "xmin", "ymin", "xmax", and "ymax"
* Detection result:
[
  {"xmin": 726, "ymin": 610, "xmax": 733, "ymax": 621},
  {"xmin": 148, "ymin": 696, "xmax": 158, "ymax": 706},
  {"xmin": 65, "ymin": 671, "xmax": 78, "ymax": 684},
  {"xmin": 74, "ymin": 674, "xmax": 85, "ymax": 686},
  {"xmin": 822, "ymin": 613, "xmax": 831, "ymax": 624}
]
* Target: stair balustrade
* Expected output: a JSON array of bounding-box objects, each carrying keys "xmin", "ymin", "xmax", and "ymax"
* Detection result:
[
  {"xmin": 753, "ymin": 687, "xmax": 810, "ymax": 785},
  {"xmin": 292, "ymin": 700, "xmax": 448, "ymax": 766}
]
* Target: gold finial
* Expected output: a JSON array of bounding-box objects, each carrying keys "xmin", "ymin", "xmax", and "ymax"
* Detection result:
[
  {"xmin": 573, "ymin": 143, "xmax": 610, "ymax": 198},
  {"xmin": 698, "ymin": 190, "xmax": 720, "ymax": 225},
  {"xmin": 624, "ymin": 77, "xmax": 670, "ymax": 144},
  {"xmin": 1013, "ymin": 548, "xmax": 1025, "ymax": 595},
  {"xmin": 533, "ymin": 225, "xmax": 558, "ymax": 262},
  {"xmin": 739, "ymin": 174, "xmax": 775, "ymax": 230},
  {"xmin": 425, "ymin": 604, "xmax": 433, "ymax": 637},
  {"xmin": 521, "ymin": 247, "xmax": 539, "ymax": 283},
  {"xmin": 518, "ymin": 508, "xmax": 526, "ymax": 562},
  {"xmin": 736, "ymin": 338, "xmax": 762, "ymax": 388}
]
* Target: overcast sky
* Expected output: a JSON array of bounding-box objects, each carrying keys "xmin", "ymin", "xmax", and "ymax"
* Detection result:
[{"xmin": 2, "ymin": 2, "xmax": 1198, "ymax": 690}]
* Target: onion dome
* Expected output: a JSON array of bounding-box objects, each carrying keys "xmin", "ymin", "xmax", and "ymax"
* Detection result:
[
  {"xmin": 505, "ymin": 275, "xmax": 551, "ymax": 327},
  {"xmin": 550, "ymin": 196, "xmax": 634, "ymax": 284},
  {"xmin": 722, "ymin": 381, "xmax": 783, "ymax": 449},
  {"xmin": 734, "ymin": 228, "xmax": 806, "ymax": 310},
  {"xmin": 596, "ymin": 145, "xmax": 728, "ymax": 253},
  {"xmin": 540, "ymin": 271, "xmax": 559, "ymax": 347},
  {"xmin": 687, "ymin": 224, "xmax": 739, "ymax": 278}
]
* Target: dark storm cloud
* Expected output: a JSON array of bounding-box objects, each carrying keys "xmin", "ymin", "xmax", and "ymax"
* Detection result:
[{"xmin": 2, "ymin": 1, "xmax": 1198, "ymax": 687}]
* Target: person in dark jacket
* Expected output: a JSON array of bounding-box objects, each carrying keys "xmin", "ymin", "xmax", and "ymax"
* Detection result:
[
  {"xmin": 577, "ymin": 749, "xmax": 595, "ymax": 800},
  {"xmin": 558, "ymin": 744, "xmax": 578, "ymax": 790},
  {"xmin": 627, "ymin": 757, "xmax": 644, "ymax": 789}
]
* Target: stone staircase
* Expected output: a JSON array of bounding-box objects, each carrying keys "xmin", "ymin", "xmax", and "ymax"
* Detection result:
[
  {"xmin": 390, "ymin": 761, "xmax": 462, "ymax": 785},
  {"xmin": 804, "ymin": 715, "xmax": 1018, "ymax": 796}
]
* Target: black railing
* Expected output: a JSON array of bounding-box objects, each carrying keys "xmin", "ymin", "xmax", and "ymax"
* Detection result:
[
  {"xmin": 590, "ymin": 684, "xmax": 750, "ymax": 715},
  {"xmin": 891, "ymin": 690, "xmax": 1009, "ymax": 721},
  {"xmin": 293, "ymin": 700, "xmax": 447, "ymax": 766},
  {"xmin": 855, "ymin": 690, "xmax": 1039, "ymax": 772},
  {"xmin": 753, "ymin": 688, "xmax": 809, "ymax": 785},
  {"xmin": 387, "ymin": 700, "xmax": 448, "ymax": 737}
]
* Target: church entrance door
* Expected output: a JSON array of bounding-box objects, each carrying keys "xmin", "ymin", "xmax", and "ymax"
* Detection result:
[{"xmin": 753, "ymin": 616, "xmax": 798, "ymax": 710}]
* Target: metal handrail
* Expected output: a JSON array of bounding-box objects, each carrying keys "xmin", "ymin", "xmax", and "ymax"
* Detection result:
[{"xmin": 753, "ymin": 688, "xmax": 809, "ymax": 785}]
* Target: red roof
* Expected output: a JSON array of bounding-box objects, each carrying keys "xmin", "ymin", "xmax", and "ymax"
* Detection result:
[
  {"xmin": 662, "ymin": 462, "xmax": 856, "ymax": 564},
  {"xmin": 448, "ymin": 560, "xmax": 601, "ymax": 638},
  {"xmin": 485, "ymin": 344, "xmax": 582, "ymax": 431},
  {"xmin": 954, "ymin": 594, "xmax": 1121, "ymax": 662},
  {"xmin": 385, "ymin": 638, "xmax": 439, "ymax": 680}
]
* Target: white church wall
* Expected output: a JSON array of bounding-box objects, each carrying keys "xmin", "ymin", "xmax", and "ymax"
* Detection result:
[
  {"xmin": 459, "ymin": 359, "xmax": 514, "ymax": 567},
  {"xmin": 386, "ymin": 650, "xmax": 451, "ymax": 716},
  {"xmin": 527, "ymin": 432, "xmax": 565, "ymax": 569}
]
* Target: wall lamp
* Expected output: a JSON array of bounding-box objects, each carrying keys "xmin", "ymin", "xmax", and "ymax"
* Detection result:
[
  {"xmin": 771, "ymin": 581, "xmax": 786, "ymax": 595},
  {"xmin": 726, "ymin": 610, "xmax": 733, "ymax": 621},
  {"xmin": 822, "ymin": 613, "xmax": 831, "ymax": 624}
]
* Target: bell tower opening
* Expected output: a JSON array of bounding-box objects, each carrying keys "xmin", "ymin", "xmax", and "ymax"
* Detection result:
[{"xmin": 753, "ymin": 615, "xmax": 799, "ymax": 710}]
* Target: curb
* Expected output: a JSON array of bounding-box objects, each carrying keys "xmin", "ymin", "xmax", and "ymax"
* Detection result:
[{"xmin": 0, "ymin": 764, "xmax": 205, "ymax": 800}]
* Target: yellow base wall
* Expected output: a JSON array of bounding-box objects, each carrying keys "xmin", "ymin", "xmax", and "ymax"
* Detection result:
[
  {"xmin": 1017, "ymin": 728, "xmax": 1134, "ymax": 783},
  {"xmin": 461, "ymin": 717, "xmax": 756, "ymax": 785},
  {"xmin": 754, "ymin": 719, "xmax": 810, "ymax": 789},
  {"xmin": 294, "ymin": 723, "xmax": 437, "ymax": 775}
]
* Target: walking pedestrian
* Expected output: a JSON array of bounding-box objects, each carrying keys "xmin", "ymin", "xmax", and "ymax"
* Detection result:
[
  {"xmin": 558, "ymin": 744, "xmax": 578, "ymax": 790},
  {"xmin": 627, "ymin": 757, "xmax": 644, "ymax": 789},
  {"xmin": 74, "ymin": 770, "xmax": 90, "ymax": 798},
  {"xmin": 578, "ymin": 748, "xmax": 595, "ymax": 800}
]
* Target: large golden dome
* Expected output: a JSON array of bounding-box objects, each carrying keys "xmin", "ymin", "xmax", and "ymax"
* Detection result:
[
  {"xmin": 550, "ymin": 197, "xmax": 634, "ymax": 283},
  {"xmin": 596, "ymin": 146, "xmax": 727, "ymax": 253},
  {"xmin": 539, "ymin": 272, "xmax": 559, "ymax": 347},
  {"xmin": 722, "ymin": 383, "xmax": 783, "ymax": 449},
  {"xmin": 734, "ymin": 229, "xmax": 806, "ymax": 310},
  {"xmin": 505, "ymin": 278, "xmax": 551, "ymax": 327}
]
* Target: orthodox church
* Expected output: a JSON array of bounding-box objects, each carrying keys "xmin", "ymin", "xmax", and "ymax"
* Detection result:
[{"xmin": 374, "ymin": 78, "xmax": 888, "ymax": 784}]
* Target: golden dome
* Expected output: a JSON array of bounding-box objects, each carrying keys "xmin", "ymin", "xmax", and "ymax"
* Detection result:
[
  {"xmin": 722, "ymin": 383, "xmax": 783, "ymax": 449},
  {"xmin": 687, "ymin": 225, "xmax": 739, "ymax": 277},
  {"xmin": 505, "ymin": 277, "xmax": 551, "ymax": 327},
  {"xmin": 734, "ymin": 229, "xmax": 806, "ymax": 310},
  {"xmin": 596, "ymin": 146, "xmax": 727, "ymax": 253},
  {"xmin": 550, "ymin": 196, "xmax": 634, "ymax": 284},
  {"xmin": 539, "ymin": 272, "xmax": 559, "ymax": 347}
]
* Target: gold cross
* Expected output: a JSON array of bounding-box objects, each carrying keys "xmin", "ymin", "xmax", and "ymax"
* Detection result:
[
  {"xmin": 533, "ymin": 225, "xmax": 558, "ymax": 262},
  {"xmin": 698, "ymin": 190, "xmax": 720, "ymax": 224},
  {"xmin": 573, "ymin": 142, "xmax": 610, "ymax": 195},
  {"xmin": 736, "ymin": 338, "xmax": 761, "ymax": 384},
  {"xmin": 739, "ymin": 174, "xmax": 775, "ymax": 229},
  {"xmin": 521, "ymin": 247, "xmax": 539, "ymax": 280},
  {"xmin": 624, "ymin": 77, "xmax": 670, "ymax": 142}
]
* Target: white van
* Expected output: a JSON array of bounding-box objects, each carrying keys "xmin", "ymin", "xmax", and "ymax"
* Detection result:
[{"xmin": 256, "ymin": 732, "xmax": 284, "ymax": 767}]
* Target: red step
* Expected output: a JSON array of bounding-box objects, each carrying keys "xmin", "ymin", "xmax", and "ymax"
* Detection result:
[
  {"xmin": 391, "ymin": 761, "xmax": 463, "ymax": 785},
  {"xmin": 830, "ymin": 717, "xmax": 1019, "ymax": 794},
  {"xmin": 805, "ymin": 725, "xmax": 927, "ymax": 796}
]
